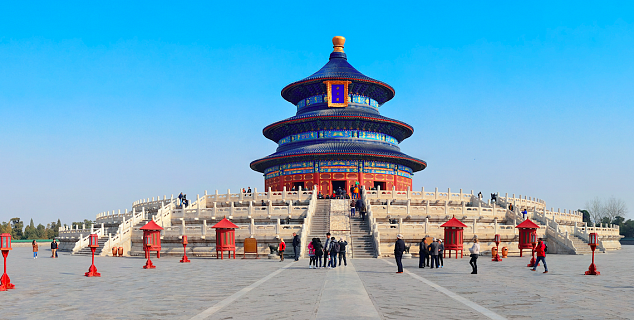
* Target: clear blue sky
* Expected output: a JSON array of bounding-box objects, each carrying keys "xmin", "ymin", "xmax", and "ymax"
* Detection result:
[{"xmin": 1, "ymin": 2, "xmax": 633, "ymax": 225}]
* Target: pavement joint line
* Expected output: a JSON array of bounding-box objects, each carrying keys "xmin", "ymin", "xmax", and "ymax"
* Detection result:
[
  {"xmin": 381, "ymin": 259, "xmax": 506, "ymax": 320},
  {"xmin": 190, "ymin": 261, "xmax": 296, "ymax": 320}
]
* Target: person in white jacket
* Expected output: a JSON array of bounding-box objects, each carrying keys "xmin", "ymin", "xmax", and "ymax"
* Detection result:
[{"xmin": 469, "ymin": 237, "xmax": 480, "ymax": 274}]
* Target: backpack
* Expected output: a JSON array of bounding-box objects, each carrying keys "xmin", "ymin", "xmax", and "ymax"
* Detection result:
[
  {"xmin": 544, "ymin": 242, "xmax": 548, "ymax": 253},
  {"xmin": 332, "ymin": 241, "xmax": 340, "ymax": 253}
]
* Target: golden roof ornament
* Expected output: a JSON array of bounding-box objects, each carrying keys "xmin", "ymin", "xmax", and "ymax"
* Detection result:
[{"xmin": 332, "ymin": 36, "xmax": 345, "ymax": 52}]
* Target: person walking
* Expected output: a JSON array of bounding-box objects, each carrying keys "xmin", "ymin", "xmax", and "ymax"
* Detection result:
[
  {"xmin": 278, "ymin": 238, "xmax": 286, "ymax": 262},
  {"xmin": 394, "ymin": 234, "xmax": 405, "ymax": 273},
  {"xmin": 32, "ymin": 240, "xmax": 38, "ymax": 259},
  {"xmin": 51, "ymin": 239, "xmax": 58, "ymax": 258},
  {"xmin": 469, "ymin": 237, "xmax": 480, "ymax": 274},
  {"xmin": 308, "ymin": 238, "xmax": 315, "ymax": 268},
  {"xmin": 429, "ymin": 238, "xmax": 440, "ymax": 268},
  {"xmin": 438, "ymin": 239, "xmax": 444, "ymax": 268},
  {"xmin": 314, "ymin": 238, "xmax": 323, "ymax": 268},
  {"xmin": 418, "ymin": 238, "xmax": 429, "ymax": 268},
  {"xmin": 350, "ymin": 199, "xmax": 356, "ymax": 217},
  {"xmin": 178, "ymin": 192, "xmax": 183, "ymax": 206},
  {"xmin": 531, "ymin": 238, "xmax": 549, "ymax": 273},
  {"xmin": 338, "ymin": 237, "xmax": 348, "ymax": 267},
  {"xmin": 292, "ymin": 232, "xmax": 301, "ymax": 261},
  {"xmin": 522, "ymin": 209, "xmax": 528, "ymax": 220},
  {"xmin": 323, "ymin": 233, "xmax": 331, "ymax": 268}
]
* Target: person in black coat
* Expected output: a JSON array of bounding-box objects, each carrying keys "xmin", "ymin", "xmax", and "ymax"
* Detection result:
[
  {"xmin": 313, "ymin": 239, "xmax": 323, "ymax": 268},
  {"xmin": 394, "ymin": 234, "xmax": 406, "ymax": 273},
  {"xmin": 419, "ymin": 238, "xmax": 430, "ymax": 268},
  {"xmin": 292, "ymin": 232, "xmax": 301, "ymax": 261}
]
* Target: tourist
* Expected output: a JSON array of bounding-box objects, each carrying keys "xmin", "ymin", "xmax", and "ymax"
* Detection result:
[
  {"xmin": 314, "ymin": 238, "xmax": 323, "ymax": 268},
  {"xmin": 278, "ymin": 238, "xmax": 286, "ymax": 262},
  {"xmin": 292, "ymin": 232, "xmax": 301, "ymax": 261},
  {"xmin": 350, "ymin": 199, "xmax": 356, "ymax": 217},
  {"xmin": 478, "ymin": 191, "xmax": 482, "ymax": 200},
  {"xmin": 308, "ymin": 238, "xmax": 315, "ymax": 268},
  {"xmin": 247, "ymin": 187, "xmax": 251, "ymax": 193},
  {"xmin": 522, "ymin": 209, "xmax": 528, "ymax": 220},
  {"xmin": 338, "ymin": 238, "xmax": 348, "ymax": 267},
  {"xmin": 418, "ymin": 238, "xmax": 429, "ymax": 268},
  {"xmin": 509, "ymin": 203, "xmax": 514, "ymax": 211},
  {"xmin": 531, "ymin": 238, "xmax": 549, "ymax": 273},
  {"xmin": 261, "ymin": 199, "xmax": 266, "ymax": 206},
  {"xmin": 323, "ymin": 232, "xmax": 331, "ymax": 268},
  {"xmin": 328, "ymin": 237, "xmax": 339, "ymax": 268},
  {"xmin": 178, "ymin": 192, "xmax": 183, "ymax": 206},
  {"xmin": 353, "ymin": 185, "xmax": 359, "ymax": 199},
  {"xmin": 242, "ymin": 188, "xmax": 246, "ymax": 193},
  {"xmin": 438, "ymin": 239, "xmax": 444, "ymax": 268},
  {"xmin": 469, "ymin": 237, "xmax": 480, "ymax": 274},
  {"xmin": 429, "ymin": 238, "xmax": 440, "ymax": 268},
  {"xmin": 183, "ymin": 194, "xmax": 188, "ymax": 207},
  {"xmin": 318, "ymin": 192, "xmax": 324, "ymax": 199},
  {"xmin": 291, "ymin": 186, "xmax": 296, "ymax": 191},
  {"xmin": 394, "ymin": 234, "xmax": 405, "ymax": 273},
  {"xmin": 32, "ymin": 240, "xmax": 38, "ymax": 259},
  {"xmin": 51, "ymin": 239, "xmax": 58, "ymax": 258}
]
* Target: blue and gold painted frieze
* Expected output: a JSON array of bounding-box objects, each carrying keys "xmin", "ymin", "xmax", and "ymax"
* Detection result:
[
  {"xmin": 278, "ymin": 130, "xmax": 398, "ymax": 146},
  {"xmin": 297, "ymin": 94, "xmax": 378, "ymax": 109},
  {"xmin": 263, "ymin": 160, "xmax": 412, "ymax": 178}
]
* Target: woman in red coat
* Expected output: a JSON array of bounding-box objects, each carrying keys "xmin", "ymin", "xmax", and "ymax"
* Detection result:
[{"xmin": 278, "ymin": 238, "xmax": 286, "ymax": 262}]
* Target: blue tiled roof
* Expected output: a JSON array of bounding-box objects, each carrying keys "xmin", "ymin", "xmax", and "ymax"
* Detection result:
[
  {"xmin": 263, "ymin": 109, "xmax": 414, "ymax": 142},
  {"xmin": 250, "ymin": 141, "xmax": 426, "ymax": 173},
  {"xmin": 281, "ymin": 52, "xmax": 395, "ymax": 105}
]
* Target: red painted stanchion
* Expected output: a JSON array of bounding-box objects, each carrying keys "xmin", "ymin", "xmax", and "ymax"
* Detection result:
[
  {"xmin": 141, "ymin": 220, "xmax": 163, "ymax": 269},
  {"xmin": 85, "ymin": 234, "xmax": 101, "ymax": 277},
  {"xmin": 527, "ymin": 233, "xmax": 538, "ymax": 267},
  {"xmin": 585, "ymin": 233, "xmax": 600, "ymax": 275},
  {"xmin": 0, "ymin": 233, "xmax": 15, "ymax": 290},
  {"xmin": 180, "ymin": 235, "xmax": 190, "ymax": 263},
  {"xmin": 492, "ymin": 234, "xmax": 502, "ymax": 262}
]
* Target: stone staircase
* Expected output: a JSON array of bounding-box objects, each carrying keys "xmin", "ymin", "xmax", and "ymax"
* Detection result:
[
  {"xmin": 571, "ymin": 235, "xmax": 593, "ymax": 255},
  {"xmin": 350, "ymin": 216, "xmax": 375, "ymax": 258},
  {"xmin": 307, "ymin": 199, "xmax": 331, "ymax": 241},
  {"xmin": 73, "ymin": 236, "xmax": 108, "ymax": 255}
]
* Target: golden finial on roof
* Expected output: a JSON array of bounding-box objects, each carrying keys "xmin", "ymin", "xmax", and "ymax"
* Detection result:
[{"xmin": 332, "ymin": 36, "xmax": 345, "ymax": 52}]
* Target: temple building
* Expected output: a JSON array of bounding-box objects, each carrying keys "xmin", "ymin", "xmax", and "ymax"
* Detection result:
[{"xmin": 251, "ymin": 37, "xmax": 426, "ymax": 194}]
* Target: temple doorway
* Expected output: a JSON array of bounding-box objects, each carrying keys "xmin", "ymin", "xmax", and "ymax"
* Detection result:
[
  {"xmin": 373, "ymin": 181, "xmax": 386, "ymax": 190},
  {"xmin": 332, "ymin": 180, "xmax": 346, "ymax": 195},
  {"xmin": 293, "ymin": 182, "xmax": 304, "ymax": 190}
]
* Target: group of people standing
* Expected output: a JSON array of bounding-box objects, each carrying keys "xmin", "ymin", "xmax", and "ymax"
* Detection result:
[
  {"xmin": 306, "ymin": 232, "xmax": 348, "ymax": 269},
  {"xmin": 418, "ymin": 237, "xmax": 444, "ymax": 269},
  {"xmin": 178, "ymin": 192, "xmax": 189, "ymax": 207},
  {"xmin": 350, "ymin": 198, "xmax": 366, "ymax": 219}
]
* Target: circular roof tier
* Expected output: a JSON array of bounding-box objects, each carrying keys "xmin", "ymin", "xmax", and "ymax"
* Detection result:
[
  {"xmin": 281, "ymin": 37, "xmax": 395, "ymax": 106},
  {"xmin": 263, "ymin": 109, "xmax": 414, "ymax": 143},
  {"xmin": 250, "ymin": 141, "xmax": 427, "ymax": 173}
]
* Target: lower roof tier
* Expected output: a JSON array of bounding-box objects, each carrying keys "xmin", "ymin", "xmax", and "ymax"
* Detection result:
[{"xmin": 250, "ymin": 141, "xmax": 426, "ymax": 173}]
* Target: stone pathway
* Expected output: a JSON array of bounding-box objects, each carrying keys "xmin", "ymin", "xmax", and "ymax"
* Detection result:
[{"xmin": 2, "ymin": 246, "xmax": 633, "ymax": 319}]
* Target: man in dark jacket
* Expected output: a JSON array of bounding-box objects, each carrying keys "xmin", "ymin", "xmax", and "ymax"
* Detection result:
[
  {"xmin": 428, "ymin": 238, "xmax": 440, "ymax": 268},
  {"xmin": 338, "ymin": 238, "xmax": 348, "ymax": 267},
  {"xmin": 438, "ymin": 239, "xmax": 444, "ymax": 268},
  {"xmin": 323, "ymin": 232, "xmax": 331, "ymax": 268},
  {"xmin": 394, "ymin": 234, "xmax": 406, "ymax": 273},
  {"xmin": 419, "ymin": 238, "xmax": 430, "ymax": 268},
  {"xmin": 292, "ymin": 232, "xmax": 301, "ymax": 261}
]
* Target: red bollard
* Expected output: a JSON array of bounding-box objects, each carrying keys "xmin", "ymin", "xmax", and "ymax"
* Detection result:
[
  {"xmin": 180, "ymin": 235, "xmax": 190, "ymax": 263},
  {"xmin": 1, "ymin": 233, "xmax": 15, "ymax": 290},
  {"xmin": 585, "ymin": 233, "xmax": 600, "ymax": 275},
  {"xmin": 492, "ymin": 234, "xmax": 502, "ymax": 262}
]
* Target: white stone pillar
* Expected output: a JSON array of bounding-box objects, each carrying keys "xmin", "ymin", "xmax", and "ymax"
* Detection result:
[
  {"xmin": 181, "ymin": 219, "xmax": 186, "ymax": 237},
  {"xmin": 398, "ymin": 218, "xmax": 403, "ymax": 234},
  {"xmin": 276, "ymin": 218, "xmax": 280, "ymax": 235},
  {"xmin": 202, "ymin": 220, "xmax": 207, "ymax": 239}
]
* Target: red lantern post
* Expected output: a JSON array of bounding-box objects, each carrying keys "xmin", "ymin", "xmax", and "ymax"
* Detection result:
[
  {"xmin": 180, "ymin": 235, "xmax": 190, "ymax": 263},
  {"xmin": 85, "ymin": 233, "xmax": 101, "ymax": 277},
  {"xmin": 527, "ymin": 232, "xmax": 538, "ymax": 267},
  {"xmin": 492, "ymin": 234, "xmax": 502, "ymax": 262},
  {"xmin": 0, "ymin": 233, "xmax": 15, "ymax": 291},
  {"xmin": 140, "ymin": 220, "xmax": 163, "ymax": 269},
  {"xmin": 585, "ymin": 233, "xmax": 600, "ymax": 275}
]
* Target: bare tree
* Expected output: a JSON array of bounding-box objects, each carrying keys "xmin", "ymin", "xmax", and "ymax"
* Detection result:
[
  {"xmin": 585, "ymin": 197, "xmax": 604, "ymax": 225},
  {"xmin": 604, "ymin": 197, "xmax": 628, "ymax": 221}
]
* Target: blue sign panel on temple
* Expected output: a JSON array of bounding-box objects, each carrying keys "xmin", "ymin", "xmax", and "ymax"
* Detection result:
[{"xmin": 332, "ymin": 84, "xmax": 344, "ymax": 103}]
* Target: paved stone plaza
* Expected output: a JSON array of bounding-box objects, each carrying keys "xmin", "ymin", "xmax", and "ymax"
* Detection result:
[{"xmin": 2, "ymin": 246, "xmax": 633, "ymax": 319}]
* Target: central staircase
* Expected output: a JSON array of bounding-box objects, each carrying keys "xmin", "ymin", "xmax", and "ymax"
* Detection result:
[
  {"xmin": 570, "ymin": 235, "xmax": 593, "ymax": 254},
  {"xmin": 350, "ymin": 215, "xmax": 375, "ymax": 258},
  {"xmin": 307, "ymin": 199, "xmax": 330, "ymax": 241},
  {"xmin": 74, "ymin": 236, "xmax": 108, "ymax": 255}
]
